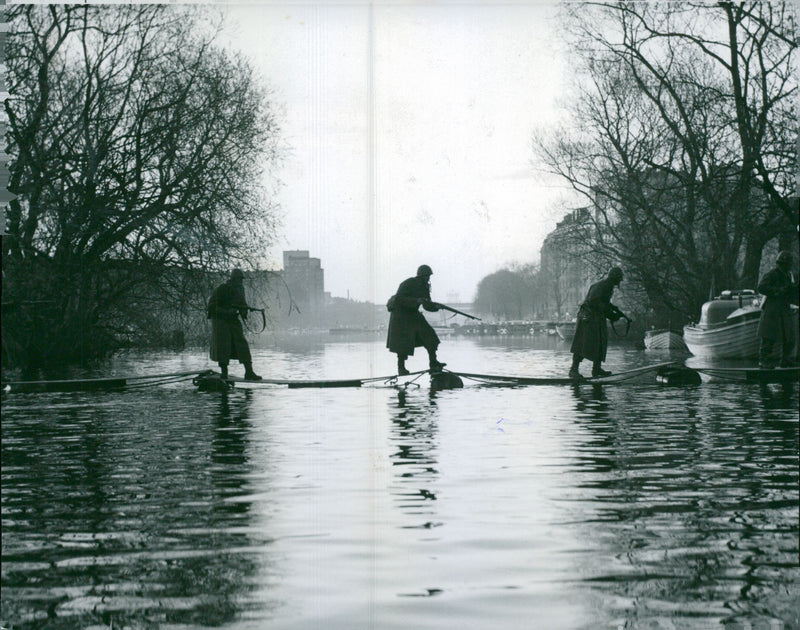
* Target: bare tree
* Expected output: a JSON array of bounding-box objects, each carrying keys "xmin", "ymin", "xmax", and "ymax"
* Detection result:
[
  {"xmin": 2, "ymin": 5, "xmax": 283, "ymax": 369},
  {"xmin": 534, "ymin": 1, "xmax": 797, "ymax": 325}
]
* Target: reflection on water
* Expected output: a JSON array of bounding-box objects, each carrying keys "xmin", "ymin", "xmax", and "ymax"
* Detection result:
[
  {"xmin": 758, "ymin": 382, "xmax": 798, "ymax": 411},
  {"xmin": 389, "ymin": 390, "xmax": 440, "ymax": 529},
  {"xmin": 1, "ymin": 389, "xmax": 270, "ymax": 628},
  {"xmin": 2, "ymin": 338, "xmax": 798, "ymax": 629},
  {"xmin": 567, "ymin": 383, "xmax": 799, "ymax": 629}
]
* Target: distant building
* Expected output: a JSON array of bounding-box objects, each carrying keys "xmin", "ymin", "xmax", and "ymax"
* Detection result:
[
  {"xmin": 282, "ymin": 250, "xmax": 325, "ymax": 322},
  {"xmin": 539, "ymin": 207, "xmax": 597, "ymax": 319}
]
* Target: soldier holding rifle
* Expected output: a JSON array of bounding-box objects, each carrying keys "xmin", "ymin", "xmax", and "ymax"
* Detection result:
[
  {"xmin": 569, "ymin": 266, "xmax": 627, "ymax": 381},
  {"xmin": 207, "ymin": 268, "xmax": 263, "ymax": 381}
]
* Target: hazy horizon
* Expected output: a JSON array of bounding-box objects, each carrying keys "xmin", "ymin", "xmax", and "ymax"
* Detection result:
[{"xmin": 219, "ymin": 2, "xmax": 578, "ymax": 304}]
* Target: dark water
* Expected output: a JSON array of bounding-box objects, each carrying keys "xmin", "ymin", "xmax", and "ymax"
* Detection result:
[{"xmin": 2, "ymin": 337, "xmax": 798, "ymax": 629}]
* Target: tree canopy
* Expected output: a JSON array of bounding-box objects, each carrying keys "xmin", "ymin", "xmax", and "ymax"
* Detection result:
[
  {"xmin": 2, "ymin": 5, "xmax": 283, "ymax": 369},
  {"xmin": 533, "ymin": 1, "xmax": 797, "ymax": 324}
]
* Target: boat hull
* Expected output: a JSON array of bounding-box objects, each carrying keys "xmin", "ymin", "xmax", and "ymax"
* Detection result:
[
  {"xmin": 644, "ymin": 330, "xmax": 688, "ymax": 351},
  {"xmin": 683, "ymin": 318, "xmax": 760, "ymax": 359}
]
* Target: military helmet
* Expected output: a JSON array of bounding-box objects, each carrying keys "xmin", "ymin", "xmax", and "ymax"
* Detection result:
[
  {"xmin": 417, "ymin": 264, "xmax": 433, "ymax": 277},
  {"xmin": 231, "ymin": 268, "xmax": 245, "ymax": 281},
  {"xmin": 608, "ymin": 267, "xmax": 624, "ymax": 282}
]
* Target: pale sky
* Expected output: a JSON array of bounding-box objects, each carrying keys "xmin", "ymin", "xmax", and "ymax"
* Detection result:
[{"xmin": 220, "ymin": 2, "xmax": 576, "ymax": 303}]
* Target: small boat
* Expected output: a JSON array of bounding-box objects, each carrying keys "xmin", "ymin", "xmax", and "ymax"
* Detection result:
[
  {"xmin": 692, "ymin": 365, "xmax": 799, "ymax": 384},
  {"xmin": 555, "ymin": 321, "xmax": 577, "ymax": 341},
  {"xmin": 644, "ymin": 329, "xmax": 688, "ymax": 351},
  {"xmin": 683, "ymin": 290, "xmax": 762, "ymax": 359}
]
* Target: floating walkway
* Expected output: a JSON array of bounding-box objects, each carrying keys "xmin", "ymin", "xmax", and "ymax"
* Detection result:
[
  {"xmin": 1, "ymin": 370, "xmax": 203, "ymax": 394},
  {"xmin": 2, "ymin": 363, "xmax": 796, "ymax": 395}
]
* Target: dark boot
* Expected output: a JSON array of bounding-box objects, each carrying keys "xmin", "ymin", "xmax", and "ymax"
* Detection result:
[
  {"xmin": 428, "ymin": 351, "xmax": 446, "ymax": 372},
  {"xmin": 397, "ymin": 356, "xmax": 410, "ymax": 376},
  {"xmin": 243, "ymin": 363, "xmax": 262, "ymax": 381},
  {"xmin": 592, "ymin": 361, "xmax": 612, "ymax": 378},
  {"xmin": 219, "ymin": 363, "xmax": 229, "ymax": 379},
  {"xmin": 568, "ymin": 355, "xmax": 584, "ymax": 380}
]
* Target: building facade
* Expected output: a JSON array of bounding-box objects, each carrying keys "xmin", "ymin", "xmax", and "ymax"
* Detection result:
[
  {"xmin": 281, "ymin": 250, "xmax": 325, "ymax": 324},
  {"xmin": 539, "ymin": 207, "xmax": 596, "ymax": 320}
]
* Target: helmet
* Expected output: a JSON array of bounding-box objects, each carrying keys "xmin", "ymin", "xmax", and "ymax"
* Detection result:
[
  {"xmin": 417, "ymin": 264, "xmax": 433, "ymax": 277},
  {"xmin": 776, "ymin": 251, "xmax": 793, "ymax": 269},
  {"xmin": 608, "ymin": 267, "xmax": 624, "ymax": 283},
  {"xmin": 230, "ymin": 268, "xmax": 245, "ymax": 281}
]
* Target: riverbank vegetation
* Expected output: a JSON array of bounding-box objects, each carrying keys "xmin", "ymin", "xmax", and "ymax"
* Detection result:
[
  {"xmin": 486, "ymin": 2, "xmax": 796, "ymax": 328},
  {"xmin": 2, "ymin": 5, "xmax": 283, "ymax": 372}
]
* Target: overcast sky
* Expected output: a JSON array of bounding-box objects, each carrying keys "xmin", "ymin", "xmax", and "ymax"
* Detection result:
[{"xmin": 220, "ymin": 2, "xmax": 578, "ymax": 304}]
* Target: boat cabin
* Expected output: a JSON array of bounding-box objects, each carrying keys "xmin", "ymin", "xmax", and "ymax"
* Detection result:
[{"xmin": 696, "ymin": 290, "xmax": 760, "ymax": 329}]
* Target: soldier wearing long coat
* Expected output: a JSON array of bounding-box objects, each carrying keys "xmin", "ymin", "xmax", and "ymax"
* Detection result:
[
  {"xmin": 386, "ymin": 265, "xmax": 445, "ymax": 375},
  {"xmin": 756, "ymin": 251, "xmax": 798, "ymax": 368},
  {"xmin": 207, "ymin": 269, "xmax": 262, "ymax": 380},
  {"xmin": 569, "ymin": 267, "xmax": 624, "ymax": 380}
]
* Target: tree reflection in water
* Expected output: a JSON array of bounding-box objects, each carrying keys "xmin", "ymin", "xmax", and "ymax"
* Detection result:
[
  {"xmin": 568, "ymin": 383, "xmax": 799, "ymax": 628},
  {"xmin": 0, "ymin": 389, "xmax": 267, "ymax": 629}
]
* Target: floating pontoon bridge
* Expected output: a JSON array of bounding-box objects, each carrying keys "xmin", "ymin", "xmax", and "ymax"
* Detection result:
[{"xmin": 2, "ymin": 362, "xmax": 797, "ymax": 394}]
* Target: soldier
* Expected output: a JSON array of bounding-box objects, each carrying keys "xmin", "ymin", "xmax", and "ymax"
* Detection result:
[
  {"xmin": 386, "ymin": 265, "xmax": 446, "ymax": 375},
  {"xmin": 569, "ymin": 267, "xmax": 625, "ymax": 380},
  {"xmin": 207, "ymin": 269, "xmax": 262, "ymax": 381},
  {"xmin": 756, "ymin": 251, "xmax": 798, "ymax": 369}
]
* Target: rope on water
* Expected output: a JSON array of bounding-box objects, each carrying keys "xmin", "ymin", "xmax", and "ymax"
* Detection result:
[
  {"xmin": 361, "ymin": 370, "xmax": 428, "ymax": 387},
  {"xmin": 123, "ymin": 373, "xmax": 201, "ymax": 390},
  {"xmin": 122, "ymin": 370, "xmax": 211, "ymax": 382},
  {"xmin": 454, "ymin": 374, "xmax": 524, "ymax": 386}
]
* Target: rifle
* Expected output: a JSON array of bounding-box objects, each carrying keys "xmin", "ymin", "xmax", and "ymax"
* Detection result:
[
  {"xmin": 607, "ymin": 304, "xmax": 632, "ymax": 337},
  {"xmin": 431, "ymin": 302, "xmax": 482, "ymax": 321}
]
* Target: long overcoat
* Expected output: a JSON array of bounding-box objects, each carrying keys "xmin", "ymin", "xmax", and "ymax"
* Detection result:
[
  {"xmin": 386, "ymin": 276, "xmax": 440, "ymax": 357},
  {"xmin": 756, "ymin": 266, "xmax": 798, "ymax": 345},
  {"xmin": 570, "ymin": 277, "xmax": 618, "ymax": 363},
  {"xmin": 207, "ymin": 280, "xmax": 252, "ymax": 364}
]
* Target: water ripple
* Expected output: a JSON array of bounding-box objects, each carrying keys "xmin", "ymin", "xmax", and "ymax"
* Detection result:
[{"xmin": 2, "ymin": 342, "xmax": 798, "ymax": 629}]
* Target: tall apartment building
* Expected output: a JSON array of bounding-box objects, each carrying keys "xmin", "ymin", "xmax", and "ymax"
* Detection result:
[
  {"xmin": 539, "ymin": 208, "xmax": 596, "ymax": 319},
  {"xmin": 282, "ymin": 250, "xmax": 325, "ymax": 320}
]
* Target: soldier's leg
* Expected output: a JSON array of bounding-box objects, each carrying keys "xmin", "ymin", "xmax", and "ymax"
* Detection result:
[
  {"xmin": 397, "ymin": 354, "xmax": 409, "ymax": 376},
  {"xmin": 758, "ymin": 337, "xmax": 775, "ymax": 368},
  {"xmin": 243, "ymin": 363, "xmax": 262, "ymax": 381},
  {"xmin": 240, "ymin": 343, "xmax": 261, "ymax": 380},
  {"xmin": 569, "ymin": 354, "xmax": 584, "ymax": 380},
  {"xmin": 426, "ymin": 343, "xmax": 446, "ymax": 372},
  {"xmin": 780, "ymin": 325, "xmax": 796, "ymax": 367},
  {"xmin": 592, "ymin": 361, "xmax": 612, "ymax": 378}
]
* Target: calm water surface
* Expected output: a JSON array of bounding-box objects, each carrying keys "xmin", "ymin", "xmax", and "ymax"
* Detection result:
[{"xmin": 2, "ymin": 336, "xmax": 798, "ymax": 629}]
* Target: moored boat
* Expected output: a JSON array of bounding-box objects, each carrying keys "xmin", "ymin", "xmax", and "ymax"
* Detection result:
[
  {"xmin": 644, "ymin": 329, "xmax": 688, "ymax": 352},
  {"xmin": 683, "ymin": 290, "xmax": 762, "ymax": 359},
  {"xmin": 555, "ymin": 321, "xmax": 577, "ymax": 341}
]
